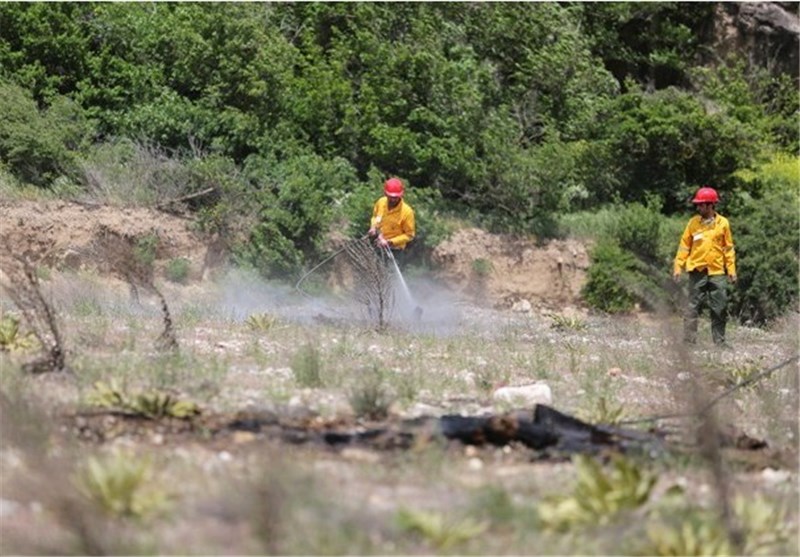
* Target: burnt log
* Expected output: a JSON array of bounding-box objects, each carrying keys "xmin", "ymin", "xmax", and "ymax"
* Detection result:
[{"xmin": 440, "ymin": 405, "xmax": 659, "ymax": 454}]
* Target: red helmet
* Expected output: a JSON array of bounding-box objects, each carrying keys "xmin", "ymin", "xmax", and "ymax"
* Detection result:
[
  {"xmin": 384, "ymin": 177, "xmax": 404, "ymax": 198},
  {"xmin": 692, "ymin": 186, "xmax": 719, "ymax": 204}
]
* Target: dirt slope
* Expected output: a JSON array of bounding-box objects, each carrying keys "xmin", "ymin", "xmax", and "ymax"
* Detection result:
[
  {"xmin": 432, "ymin": 227, "xmax": 589, "ymax": 310},
  {"xmin": 1, "ymin": 200, "xmax": 589, "ymax": 308},
  {"xmin": 1, "ymin": 200, "xmax": 213, "ymax": 282}
]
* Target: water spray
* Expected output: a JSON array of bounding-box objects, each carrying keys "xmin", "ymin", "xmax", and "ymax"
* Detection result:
[{"xmin": 383, "ymin": 246, "xmax": 424, "ymax": 321}]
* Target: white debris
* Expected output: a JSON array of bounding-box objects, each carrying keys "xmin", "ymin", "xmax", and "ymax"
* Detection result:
[
  {"xmin": 512, "ymin": 299, "xmax": 532, "ymax": 313},
  {"xmin": 761, "ymin": 468, "xmax": 791, "ymax": 485},
  {"xmin": 492, "ymin": 383, "xmax": 552, "ymax": 408},
  {"xmin": 468, "ymin": 457, "xmax": 483, "ymax": 470},
  {"xmin": 0, "ymin": 499, "xmax": 20, "ymax": 518}
]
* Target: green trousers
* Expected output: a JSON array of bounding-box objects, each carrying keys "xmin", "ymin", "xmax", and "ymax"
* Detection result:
[{"xmin": 684, "ymin": 271, "xmax": 728, "ymax": 345}]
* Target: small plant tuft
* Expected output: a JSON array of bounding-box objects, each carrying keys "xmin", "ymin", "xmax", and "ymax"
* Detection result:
[
  {"xmin": 471, "ymin": 258, "xmax": 494, "ymax": 277},
  {"xmin": 76, "ymin": 449, "xmax": 170, "ymax": 519},
  {"xmin": 644, "ymin": 511, "xmax": 731, "ymax": 556},
  {"xmin": 290, "ymin": 343, "xmax": 324, "ymax": 388},
  {"xmin": 246, "ymin": 312, "xmax": 280, "ymax": 332},
  {"xmin": 538, "ymin": 454, "xmax": 656, "ymax": 531},
  {"xmin": 725, "ymin": 358, "xmax": 764, "ymax": 388},
  {"xmin": 0, "ymin": 313, "xmax": 38, "ymax": 352},
  {"xmin": 85, "ymin": 380, "xmax": 201, "ymax": 419},
  {"xmin": 550, "ymin": 313, "xmax": 588, "ymax": 332},
  {"xmin": 395, "ymin": 508, "xmax": 488, "ymax": 551},
  {"xmin": 348, "ymin": 365, "xmax": 394, "ymax": 420},
  {"xmin": 164, "ymin": 257, "xmax": 191, "ymax": 284},
  {"xmin": 579, "ymin": 395, "xmax": 627, "ymax": 425}
]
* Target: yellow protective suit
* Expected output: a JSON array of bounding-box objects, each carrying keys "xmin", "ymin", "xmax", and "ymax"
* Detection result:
[
  {"xmin": 673, "ymin": 213, "xmax": 736, "ymax": 277},
  {"xmin": 370, "ymin": 197, "xmax": 415, "ymax": 250}
]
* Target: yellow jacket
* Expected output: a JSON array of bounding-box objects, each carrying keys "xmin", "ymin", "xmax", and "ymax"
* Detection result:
[
  {"xmin": 673, "ymin": 213, "xmax": 736, "ymax": 277},
  {"xmin": 370, "ymin": 197, "xmax": 415, "ymax": 250}
]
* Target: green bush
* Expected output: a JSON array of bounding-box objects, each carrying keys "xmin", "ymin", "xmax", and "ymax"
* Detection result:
[
  {"xmin": 0, "ymin": 81, "xmax": 92, "ymax": 187},
  {"xmin": 608, "ymin": 201, "xmax": 663, "ymax": 263},
  {"xmin": 582, "ymin": 239, "xmax": 639, "ymax": 313},
  {"xmin": 165, "ymin": 258, "xmax": 190, "ymax": 284},
  {"xmin": 348, "ymin": 365, "xmax": 393, "ymax": 420},
  {"xmin": 290, "ymin": 343, "xmax": 323, "ymax": 388},
  {"xmin": 582, "ymin": 202, "xmax": 676, "ymax": 314},
  {"xmin": 584, "ymin": 86, "xmax": 760, "ymax": 212},
  {"xmin": 727, "ymin": 155, "xmax": 799, "ymax": 325},
  {"xmin": 235, "ymin": 153, "xmax": 358, "ymax": 278}
]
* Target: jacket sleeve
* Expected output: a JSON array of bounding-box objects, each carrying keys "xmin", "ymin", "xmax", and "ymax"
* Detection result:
[
  {"xmin": 722, "ymin": 220, "xmax": 736, "ymax": 276},
  {"xmin": 370, "ymin": 199, "xmax": 383, "ymax": 229},
  {"xmin": 673, "ymin": 221, "xmax": 693, "ymax": 274}
]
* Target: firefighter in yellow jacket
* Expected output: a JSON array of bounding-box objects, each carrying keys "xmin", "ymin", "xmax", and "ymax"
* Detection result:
[
  {"xmin": 368, "ymin": 177, "xmax": 415, "ymax": 254},
  {"xmin": 673, "ymin": 186, "xmax": 737, "ymax": 346}
]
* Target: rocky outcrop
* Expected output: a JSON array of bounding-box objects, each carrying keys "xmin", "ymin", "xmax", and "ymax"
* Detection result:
[{"xmin": 712, "ymin": 2, "xmax": 800, "ymax": 77}]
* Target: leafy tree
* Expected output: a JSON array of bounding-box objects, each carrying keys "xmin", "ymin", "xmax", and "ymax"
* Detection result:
[
  {"xmin": 0, "ymin": 3, "xmax": 93, "ymax": 100},
  {"xmin": 691, "ymin": 58, "xmax": 800, "ymax": 154},
  {"xmin": 0, "ymin": 80, "xmax": 92, "ymax": 187},
  {"xmin": 583, "ymin": 86, "xmax": 760, "ymax": 212},
  {"xmin": 575, "ymin": 2, "xmax": 715, "ymax": 90},
  {"xmin": 459, "ymin": 2, "xmax": 618, "ymax": 140}
]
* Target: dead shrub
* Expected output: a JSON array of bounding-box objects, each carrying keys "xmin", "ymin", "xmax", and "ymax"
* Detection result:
[{"xmin": 0, "ymin": 240, "xmax": 67, "ymax": 373}]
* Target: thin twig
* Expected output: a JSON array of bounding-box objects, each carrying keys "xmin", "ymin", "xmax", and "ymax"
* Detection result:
[{"xmin": 619, "ymin": 354, "xmax": 799, "ymax": 426}]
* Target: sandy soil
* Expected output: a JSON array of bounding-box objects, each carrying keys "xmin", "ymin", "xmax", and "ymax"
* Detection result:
[
  {"xmin": 0, "ymin": 199, "xmax": 213, "ymax": 280},
  {"xmin": 432, "ymin": 227, "xmax": 589, "ymax": 311}
]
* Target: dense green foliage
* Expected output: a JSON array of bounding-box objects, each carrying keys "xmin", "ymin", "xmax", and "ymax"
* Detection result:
[
  {"xmin": 726, "ymin": 156, "xmax": 800, "ymax": 325},
  {"xmin": 582, "ymin": 200, "xmax": 672, "ymax": 313},
  {"xmin": 582, "ymin": 239, "xmax": 640, "ymax": 314},
  {"xmin": 0, "ymin": 2, "xmax": 797, "ymax": 323}
]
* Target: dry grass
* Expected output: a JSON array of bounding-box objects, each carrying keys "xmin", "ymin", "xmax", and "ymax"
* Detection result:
[{"xmin": 0, "ymin": 268, "xmax": 797, "ymax": 555}]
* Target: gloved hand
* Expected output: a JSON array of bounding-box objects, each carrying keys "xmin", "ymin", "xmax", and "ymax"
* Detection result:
[
  {"xmin": 368, "ymin": 227, "xmax": 378, "ymax": 237},
  {"xmin": 377, "ymin": 234, "xmax": 390, "ymax": 249}
]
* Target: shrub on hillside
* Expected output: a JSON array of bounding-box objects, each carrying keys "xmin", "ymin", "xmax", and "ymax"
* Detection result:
[
  {"xmin": 581, "ymin": 201, "xmax": 677, "ymax": 314},
  {"xmin": 582, "ymin": 235, "xmax": 669, "ymax": 314},
  {"xmin": 727, "ymin": 156, "xmax": 799, "ymax": 325},
  {"xmin": 0, "ymin": 81, "xmax": 92, "ymax": 188},
  {"xmin": 582, "ymin": 239, "xmax": 638, "ymax": 313},
  {"xmin": 234, "ymin": 153, "xmax": 359, "ymax": 278},
  {"xmin": 607, "ymin": 201, "xmax": 663, "ymax": 263},
  {"xmin": 81, "ymin": 139, "xmax": 209, "ymax": 206},
  {"xmin": 583, "ymin": 85, "xmax": 760, "ymax": 213},
  {"xmin": 165, "ymin": 258, "xmax": 191, "ymax": 284}
]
